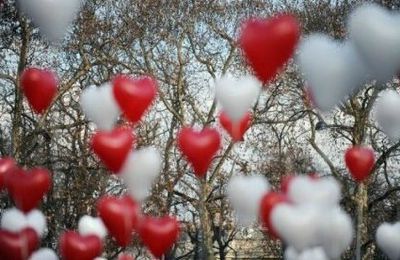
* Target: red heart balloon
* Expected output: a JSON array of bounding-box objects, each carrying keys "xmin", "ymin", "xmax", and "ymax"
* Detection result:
[
  {"xmin": 113, "ymin": 75, "xmax": 157, "ymax": 124},
  {"xmin": 20, "ymin": 68, "xmax": 58, "ymax": 114},
  {"xmin": 97, "ymin": 195, "xmax": 139, "ymax": 247},
  {"xmin": 118, "ymin": 254, "xmax": 135, "ymax": 260},
  {"xmin": 138, "ymin": 216, "xmax": 180, "ymax": 258},
  {"xmin": 0, "ymin": 157, "xmax": 16, "ymax": 190},
  {"xmin": 259, "ymin": 192, "xmax": 287, "ymax": 238},
  {"xmin": 345, "ymin": 146, "xmax": 375, "ymax": 182},
  {"xmin": 177, "ymin": 127, "xmax": 221, "ymax": 178},
  {"xmin": 91, "ymin": 127, "xmax": 134, "ymax": 173},
  {"xmin": 239, "ymin": 14, "xmax": 300, "ymax": 84},
  {"xmin": 0, "ymin": 228, "xmax": 39, "ymax": 260},
  {"xmin": 5, "ymin": 167, "xmax": 51, "ymax": 213},
  {"xmin": 60, "ymin": 231, "xmax": 102, "ymax": 260},
  {"xmin": 219, "ymin": 111, "xmax": 252, "ymax": 142}
]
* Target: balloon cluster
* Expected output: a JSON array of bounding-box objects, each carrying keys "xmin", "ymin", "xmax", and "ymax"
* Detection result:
[{"xmin": 228, "ymin": 174, "xmax": 353, "ymax": 259}]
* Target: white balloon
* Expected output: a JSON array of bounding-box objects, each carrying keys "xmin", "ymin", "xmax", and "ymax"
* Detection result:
[
  {"xmin": 1, "ymin": 208, "xmax": 47, "ymax": 237},
  {"xmin": 319, "ymin": 207, "xmax": 353, "ymax": 259},
  {"xmin": 271, "ymin": 204, "xmax": 322, "ymax": 251},
  {"xmin": 285, "ymin": 247, "xmax": 329, "ymax": 260},
  {"xmin": 226, "ymin": 175, "xmax": 270, "ymax": 226},
  {"xmin": 1, "ymin": 208, "xmax": 28, "ymax": 233},
  {"xmin": 29, "ymin": 248, "xmax": 58, "ymax": 260},
  {"xmin": 287, "ymin": 176, "xmax": 341, "ymax": 207},
  {"xmin": 348, "ymin": 4, "xmax": 400, "ymax": 82},
  {"xmin": 78, "ymin": 215, "xmax": 107, "ymax": 240},
  {"xmin": 80, "ymin": 83, "xmax": 120, "ymax": 130},
  {"xmin": 18, "ymin": 0, "xmax": 81, "ymax": 42},
  {"xmin": 214, "ymin": 74, "xmax": 261, "ymax": 122},
  {"xmin": 26, "ymin": 209, "xmax": 47, "ymax": 237},
  {"xmin": 297, "ymin": 34, "xmax": 367, "ymax": 111},
  {"xmin": 120, "ymin": 147, "xmax": 162, "ymax": 202},
  {"xmin": 374, "ymin": 90, "xmax": 400, "ymax": 141},
  {"xmin": 376, "ymin": 222, "xmax": 400, "ymax": 260}
]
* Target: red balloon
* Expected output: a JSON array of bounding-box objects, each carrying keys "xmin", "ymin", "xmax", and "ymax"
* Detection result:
[
  {"xmin": 239, "ymin": 14, "xmax": 300, "ymax": 84},
  {"xmin": 60, "ymin": 231, "xmax": 102, "ymax": 260},
  {"xmin": 119, "ymin": 254, "xmax": 135, "ymax": 260},
  {"xmin": 177, "ymin": 127, "xmax": 221, "ymax": 178},
  {"xmin": 97, "ymin": 195, "xmax": 139, "ymax": 247},
  {"xmin": 0, "ymin": 228, "xmax": 39, "ymax": 260},
  {"xmin": 345, "ymin": 146, "xmax": 375, "ymax": 182},
  {"xmin": 0, "ymin": 157, "xmax": 16, "ymax": 190},
  {"xmin": 219, "ymin": 111, "xmax": 252, "ymax": 142},
  {"xmin": 259, "ymin": 192, "xmax": 287, "ymax": 238},
  {"xmin": 20, "ymin": 68, "xmax": 58, "ymax": 114},
  {"xmin": 91, "ymin": 127, "xmax": 134, "ymax": 173},
  {"xmin": 5, "ymin": 167, "xmax": 51, "ymax": 213},
  {"xmin": 138, "ymin": 216, "xmax": 180, "ymax": 258},
  {"xmin": 113, "ymin": 75, "xmax": 157, "ymax": 124}
]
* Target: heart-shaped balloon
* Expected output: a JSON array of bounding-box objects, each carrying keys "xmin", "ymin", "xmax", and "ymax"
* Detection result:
[
  {"xmin": 374, "ymin": 90, "xmax": 400, "ymax": 141},
  {"xmin": 60, "ymin": 231, "xmax": 102, "ymax": 260},
  {"xmin": 348, "ymin": 4, "xmax": 400, "ymax": 82},
  {"xmin": 219, "ymin": 111, "xmax": 252, "ymax": 142},
  {"xmin": 1, "ymin": 208, "xmax": 47, "ymax": 237},
  {"xmin": 112, "ymin": 75, "xmax": 157, "ymax": 124},
  {"xmin": 18, "ymin": 0, "xmax": 81, "ymax": 42},
  {"xmin": 0, "ymin": 228, "xmax": 39, "ymax": 260},
  {"xmin": 97, "ymin": 195, "xmax": 139, "ymax": 247},
  {"xmin": 214, "ymin": 75, "xmax": 260, "ymax": 122},
  {"xmin": 80, "ymin": 83, "xmax": 121, "ymax": 130},
  {"xmin": 227, "ymin": 175, "xmax": 270, "ymax": 226},
  {"xmin": 259, "ymin": 192, "xmax": 287, "ymax": 237},
  {"xmin": 20, "ymin": 68, "xmax": 58, "ymax": 114},
  {"xmin": 297, "ymin": 34, "xmax": 367, "ymax": 111},
  {"xmin": 344, "ymin": 146, "xmax": 375, "ymax": 182},
  {"xmin": 239, "ymin": 14, "xmax": 300, "ymax": 84},
  {"xmin": 138, "ymin": 216, "xmax": 180, "ymax": 258},
  {"xmin": 285, "ymin": 247, "xmax": 329, "ymax": 260},
  {"xmin": 5, "ymin": 167, "xmax": 51, "ymax": 213},
  {"xmin": 271, "ymin": 204, "xmax": 322, "ymax": 251},
  {"xmin": 29, "ymin": 248, "xmax": 58, "ymax": 260},
  {"xmin": 91, "ymin": 127, "xmax": 134, "ymax": 173},
  {"xmin": 287, "ymin": 176, "xmax": 341, "ymax": 206},
  {"xmin": 319, "ymin": 207, "xmax": 353, "ymax": 259},
  {"xmin": 376, "ymin": 222, "xmax": 400, "ymax": 260},
  {"xmin": 78, "ymin": 215, "xmax": 107, "ymax": 240},
  {"xmin": 119, "ymin": 147, "xmax": 161, "ymax": 202},
  {"xmin": 0, "ymin": 157, "xmax": 16, "ymax": 190},
  {"xmin": 177, "ymin": 127, "xmax": 221, "ymax": 178}
]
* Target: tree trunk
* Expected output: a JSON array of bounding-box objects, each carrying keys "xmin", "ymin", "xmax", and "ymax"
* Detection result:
[{"xmin": 198, "ymin": 178, "xmax": 215, "ymax": 260}]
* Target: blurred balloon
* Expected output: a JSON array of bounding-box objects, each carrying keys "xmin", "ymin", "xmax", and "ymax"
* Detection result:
[
  {"xmin": 374, "ymin": 90, "xmax": 400, "ymax": 141},
  {"xmin": 219, "ymin": 111, "xmax": 252, "ymax": 142},
  {"xmin": 78, "ymin": 216, "xmax": 107, "ymax": 240},
  {"xmin": 0, "ymin": 157, "xmax": 16, "ymax": 190},
  {"xmin": 1, "ymin": 208, "xmax": 46, "ymax": 237},
  {"xmin": 259, "ymin": 192, "xmax": 287, "ymax": 237},
  {"xmin": 376, "ymin": 222, "xmax": 400, "ymax": 260},
  {"xmin": 0, "ymin": 228, "xmax": 39, "ymax": 260},
  {"xmin": 60, "ymin": 231, "xmax": 102, "ymax": 260},
  {"xmin": 29, "ymin": 248, "xmax": 58, "ymax": 260}
]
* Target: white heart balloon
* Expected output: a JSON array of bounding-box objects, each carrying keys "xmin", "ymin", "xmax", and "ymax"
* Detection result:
[
  {"xmin": 78, "ymin": 215, "xmax": 107, "ymax": 240},
  {"xmin": 297, "ymin": 34, "xmax": 367, "ymax": 111},
  {"xmin": 271, "ymin": 204, "xmax": 322, "ymax": 251},
  {"xmin": 348, "ymin": 4, "xmax": 400, "ymax": 82},
  {"xmin": 214, "ymin": 74, "xmax": 261, "ymax": 122},
  {"xmin": 285, "ymin": 247, "xmax": 329, "ymax": 260},
  {"xmin": 1, "ymin": 208, "xmax": 47, "ymax": 237},
  {"xmin": 376, "ymin": 222, "xmax": 400, "ymax": 260},
  {"xmin": 29, "ymin": 248, "xmax": 58, "ymax": 260},
  {"xmin": 18, "ymin": 0, "xmax": 81, "ymax": 42},
  {"xmin": 374, "ymin": 90, "xmax": 400, "ymax": 141},
  {"xmin": 227, "ymin": 175, "xmax": 270, "ymax": 226},
  {"xmin": 120, "ymin": 147, "xmax": 162, "ymax": 202},
  {"xmin": 287, "ymin": 176, "xmax": 341, "ymax": 207},
  {"xmin": 319, "ymin": 207, "xmax": 353, "ymax": 259},
  {"xmin": 80, "ymin": 83, "xmax": 120, "ymax": 130}
]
